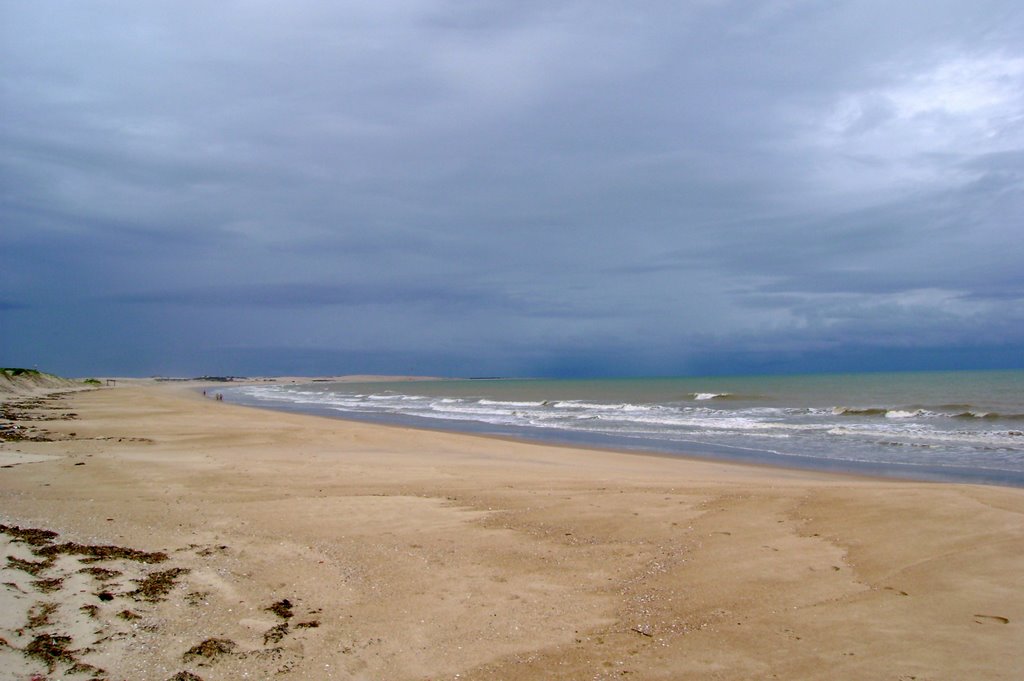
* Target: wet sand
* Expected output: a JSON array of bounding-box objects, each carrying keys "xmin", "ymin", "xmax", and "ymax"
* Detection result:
[{"xmin": 1, "ymin": 382, "xmax": 1022, "ymax": 680}]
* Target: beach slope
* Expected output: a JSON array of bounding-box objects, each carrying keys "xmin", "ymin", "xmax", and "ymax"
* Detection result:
[{"xmin": 1, "ymin": 383, "xmax": 1021, "ymax": 680}]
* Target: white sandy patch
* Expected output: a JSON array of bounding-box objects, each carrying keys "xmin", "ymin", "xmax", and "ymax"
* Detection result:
[{"xmin": 0, "ymin": 451, "xmax": 61, "ymax": 466}]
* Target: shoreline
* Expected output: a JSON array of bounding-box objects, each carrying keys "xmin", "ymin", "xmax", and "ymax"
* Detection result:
[
  {"xmin": 215, "ymin": 379, "xmax": 1024, "ymax": 489},
  {"xmin": 215, "ymin": 387, "xmax": 901, "ymax": 487},
  {"xmin": 1, "ymin": 382, "xmax": 1022, "ymax": 679}
]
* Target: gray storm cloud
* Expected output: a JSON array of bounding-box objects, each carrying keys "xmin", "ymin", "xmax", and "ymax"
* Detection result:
[{"xmin": 2, "ymin": 1, "xmax": 1022, "ymax": 376}]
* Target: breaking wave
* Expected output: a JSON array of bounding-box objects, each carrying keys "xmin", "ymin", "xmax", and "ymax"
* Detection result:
[
  {"xmin": 832, "ymin": 405, "xmax": 1024, "ymax": 421},
  {"xmin": 223, "ymin": 380, "xmax": 1024, "ymax": 483}
]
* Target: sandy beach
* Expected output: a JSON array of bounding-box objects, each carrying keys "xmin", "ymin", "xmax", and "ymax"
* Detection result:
[{"xmin": 1, "ymin": 381, "xmax": 1022, "ymax": 680}]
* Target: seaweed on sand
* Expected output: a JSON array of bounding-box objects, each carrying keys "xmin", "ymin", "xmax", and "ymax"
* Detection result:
[
  {"xmin": 78, "ymin": 566, "xmax": 121, "ymax": 581},
  {"xmin": 127, "ymin": 567, "xmax": 190, "ymax": 602},
  {"xmin": 23, "ymin": 633, "xmax": 76, "ymax": 671},
  {"xmin": 183, "ymin": 638, "xmax": 237, "ymax": 663},
  {"xmin": 0, "ymin": 424, "xmax": 54, "ymax": 442},
  {"xmin": 0, "ymin": 524, "xmax": 59, "ymax": 546},
  {"xmin": 66, "ymin": 660, "xmax": 105, "ymax": 676},
  {"xmin": 26, "ymin": 602, "xmax": 58, "ymax": 629},
  {"xmin": 263, "ymin": 622, "xmax": 289, "ymax": 645},
  {"xmin": 1, "ymin": 524, "xmax": 169, "ymax": 564},
  {"xmin": 265, "ymin": 599, "xmax": 293, "ymax": 619},
  {"xmin": 37, "ymin": 542, "xmax": 168, "ymax": 564},
  {"xmin": 31, "ymin": 577, "xmax": 64, "ymax": 593},
  {"xmin": 184, "ymin": 591, "xmax": 209, "ymax": 606},
  {"xmin": 7, "ymin": 556, "xmax": 55, "ymax": 576}
]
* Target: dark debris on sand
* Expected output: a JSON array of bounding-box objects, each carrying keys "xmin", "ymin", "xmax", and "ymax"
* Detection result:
[
  {"xmin": 26, "ymin": 602, "xmax": 58, "ymax": 629},
  {"xmin": 38, "ymin": 541, "xmax": 168, "ymax": 564},
  {"xmin": 6, "ymin": 556, "xmax": 55, "ymax": 576},
  {"xmin": 265, "ymin": 598, "xmax": 294, "ymax": 619},
  {"xmin": 78, "ymin": 566, "xmax": 122, "ymax": 581},
  {"xmin": 263, "ymin": 622, "xmax": 289, "ymax": 645},
  {"xmin": 0, "ymin": 397, "xmax": 75, "ymax": 442},
  {"xmin": 1, "ymin": 523, "xmax": 169, "ymax": 566},
  {"xmin": 183, "ymin": 638, "xmax": 237, "ymax": 663},
  {"xmin": 184, "ymin": 590, "xmax": 209, "ymax": 606},
  {"xmin": 0, "ymin": 524, "xmax": 59, "ymax": 547},
  {"xmin": 31, "ymin": 577, "xmax": 64, "ymax": 593},
  {"xmin": 168, "ymin": 672, "xmax": 205, "ymax": 681},
  {"xmin": 2, "ymin": 520, "xmax": 313, "ymax": 679},
  {"xmin": 0, "ymin": 424, "xmax": 55, "ymax": 442},
  {"xmin": 128, "ymin": 567, "xmax": 190, "ymax": 602},
  {"xmin": 23, "ymin": 633, "xmax": 77, "ymax": 671}
]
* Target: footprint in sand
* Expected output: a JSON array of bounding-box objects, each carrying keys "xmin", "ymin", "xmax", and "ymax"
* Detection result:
[{"xmin": 973, "ymin": 614, "xmax": 1009, "ymax": 625}]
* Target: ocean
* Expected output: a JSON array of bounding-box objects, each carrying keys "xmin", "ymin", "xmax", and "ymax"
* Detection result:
[{"xmin": 220, "ymin": 370, "xmax": 1024, "ymax": 486}]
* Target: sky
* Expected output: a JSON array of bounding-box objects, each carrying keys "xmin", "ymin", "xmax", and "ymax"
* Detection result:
[{"xmin": 2, "ymin": 1, "xmax": 1023, "ymax": 378}]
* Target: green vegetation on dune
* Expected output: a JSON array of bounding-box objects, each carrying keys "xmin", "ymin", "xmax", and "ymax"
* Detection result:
[
  {"xmin": 1, "ymin": 369, "xmax": 106, "ymax": 391},
  {"xmin": 2, "ymin": 368, "xmax": 45, "ymax": 377},
  {"xmin": 2, "ymin": 368, "xmax": 98, "ymax": 384}
]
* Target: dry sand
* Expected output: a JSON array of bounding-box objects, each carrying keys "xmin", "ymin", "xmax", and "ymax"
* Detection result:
[{"xmin": 1, "ymin": 382, "xmax": 1022, "ymax": 680}]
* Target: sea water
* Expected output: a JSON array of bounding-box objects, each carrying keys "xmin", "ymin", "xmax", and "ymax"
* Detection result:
[{"xmin": 221, "ymin": 370, "xmax": 1024, "ymax": 486}]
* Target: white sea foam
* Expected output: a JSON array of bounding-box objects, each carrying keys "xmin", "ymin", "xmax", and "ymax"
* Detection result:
[
  {"xmin": 478, "ymin": 399, "xmax": 546, "ymax": 408},
  {"xmin": 225, "ymin": 380, "xmax": 1024, "ymax": 479},
  {"xmin": 550, "ymin": 400, "xmax": 652, "ymax": 411},
  {"xmin": 885, "ymin": 409, "xmax": 927, "ymax": 419}
]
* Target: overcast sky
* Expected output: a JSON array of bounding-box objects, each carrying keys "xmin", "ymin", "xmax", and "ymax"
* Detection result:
[{"xmin": 2, "ymin": 1, "xmax": 1023, "ymax": 377}]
